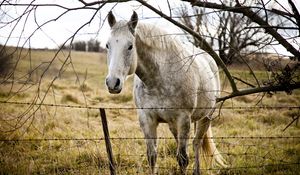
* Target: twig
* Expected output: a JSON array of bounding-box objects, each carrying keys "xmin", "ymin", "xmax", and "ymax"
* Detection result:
[
  {"xmin": 245, "ymin": 26, "xmax": 299, "ymax": 30},
  {"xmin": 283, "ymin": 110, "xmax": 300, "ymax": 132},
  {"xmin": 232, "ymin": 76, "xmax": 256, "ymax": 88}
]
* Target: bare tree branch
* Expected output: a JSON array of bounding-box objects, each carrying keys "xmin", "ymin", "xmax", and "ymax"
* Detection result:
[
  {"xmin": 183, "ymin": 0, "xmax": 300, "ymax": 60},
  {"xmin": 288, "ymin": 0, "xmax": 300, "ymax": 35},
  {"xmin": 217, "ymin": 82, "xmax": 300, "ymax": 102},
  {"xmin": 78, "ymin": 0, "xmax": 130, "ymax": 6}
]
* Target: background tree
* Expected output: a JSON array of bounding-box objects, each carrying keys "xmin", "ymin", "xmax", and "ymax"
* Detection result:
[
  {"xmin": 87, "ymin": 38, "xmax": 100, "ymax": 52},
  {"xmin": 72, "ymin": 41, "xmax": 86, "ymax": 52},
  {"xmin": 177, "ymin": 2, "xmax": 271, "ymax": 65},
  {"xmin": 59, "ymin": 39, "xmax": 105, "ymax": 52}
]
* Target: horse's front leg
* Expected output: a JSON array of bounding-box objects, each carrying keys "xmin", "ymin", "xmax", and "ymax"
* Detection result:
[
  {"xmin": 138, "ymin": 110, "xmax": 158, "ymax": 174},
  {"xmin": 176, "ymin": 116, "xmax": 191, "ymax": 174}
]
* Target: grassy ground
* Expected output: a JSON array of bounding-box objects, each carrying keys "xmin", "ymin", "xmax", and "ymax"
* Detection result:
[{"xmin": 0, "ymin": 49, "xmax": 299, "ymax": 174}]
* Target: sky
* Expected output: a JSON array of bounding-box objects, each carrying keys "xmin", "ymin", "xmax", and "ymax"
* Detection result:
[
  {"xmin": 0, "ymin": 0, "xmax": 183, "ymax": 49},
  {"xmin": 0, "ymin": 0, "xmax": 299, "ymax": 56}
]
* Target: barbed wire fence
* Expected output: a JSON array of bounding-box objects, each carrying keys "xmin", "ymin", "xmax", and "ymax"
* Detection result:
[
  {"xmin": 0, "ymin": 100, "xmax": 299, "ymax": 174},
  {"xmin": 0, "ymin": 0, "xmax": 299, "ymax": 174}
]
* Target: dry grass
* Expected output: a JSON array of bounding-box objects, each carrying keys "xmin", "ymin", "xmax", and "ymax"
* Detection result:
[{"xmin": 0, "ymin": 49, "xmax": 299, "ymax": 174}]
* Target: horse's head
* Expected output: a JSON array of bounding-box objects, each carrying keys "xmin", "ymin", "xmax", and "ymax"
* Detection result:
[{"xmin": 105, "ymin": 11, "xmax": 138, "ymax": 94}]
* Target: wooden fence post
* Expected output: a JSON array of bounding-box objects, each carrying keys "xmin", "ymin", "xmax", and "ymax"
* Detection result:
[{"xmin": 99, "ymin": 108, "xmax": 116, "ymax": 175}]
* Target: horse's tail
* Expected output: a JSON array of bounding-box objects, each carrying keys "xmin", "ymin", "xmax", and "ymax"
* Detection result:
[{"xmin": 202, "ymin": 125, "xmax": 226, "ymax": 168}]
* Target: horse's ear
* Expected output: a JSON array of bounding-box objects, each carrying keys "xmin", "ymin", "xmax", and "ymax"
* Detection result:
[
  {"xmin": 128, "ymin": 11, "xmax": 138, "ymax": 33},
  {"xmin": 108, "ymin": 11, "xmax": 116, "ymax": 28}
]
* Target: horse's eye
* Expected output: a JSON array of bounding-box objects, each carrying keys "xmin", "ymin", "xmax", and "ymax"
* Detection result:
[
  {"xmin": 106, "ymin": 44, "xmax": 109, "ymax": 49},
  {"xmin": 128, "ymin": 45, "xmax": 133, "ymax": 50}
]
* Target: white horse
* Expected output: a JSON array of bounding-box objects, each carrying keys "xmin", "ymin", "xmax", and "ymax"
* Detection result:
[{"xmin": 105, "ymin": 11, "xmax": 225, "ymax": 174}]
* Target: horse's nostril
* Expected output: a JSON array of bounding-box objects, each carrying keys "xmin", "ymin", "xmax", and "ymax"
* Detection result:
[{"xmin": 115, "ymin": 78, "xmax": 120, "ymax": 89}]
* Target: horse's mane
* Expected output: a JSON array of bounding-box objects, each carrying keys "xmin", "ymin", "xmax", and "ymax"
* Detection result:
[
  {"xmin": 136, "ymin": 23, "xmax": 182, "ymax": 53},
  {"xmin": 111, "ymin": 21, "xmax": 182, "ymax": 54}
]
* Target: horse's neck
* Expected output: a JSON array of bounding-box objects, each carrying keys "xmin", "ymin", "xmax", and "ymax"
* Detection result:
[
  {"xmin": 134, "ymin": 24, "xmax": 189, "ymax": 88},
  {"xmin": 135, "ymin": 34, "xmax": 160, "ymax": 87}
]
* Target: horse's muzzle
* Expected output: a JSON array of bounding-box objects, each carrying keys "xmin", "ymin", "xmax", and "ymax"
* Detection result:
[{"xmin": 106, "ymin": 77, "xmax": 122, "ymax": 94}]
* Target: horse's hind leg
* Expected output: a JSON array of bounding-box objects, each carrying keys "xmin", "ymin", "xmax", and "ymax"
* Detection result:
[
  {"xmin": 176, "ymin": 116, "xmax": 191, "ymax": 174},
  {"xmin": 193, "ymin": 117, "xmax": 210, "ymax": 175},
  {"xmin": 138, "ymin": 111, "xmax": 158, "ymax": 174}
]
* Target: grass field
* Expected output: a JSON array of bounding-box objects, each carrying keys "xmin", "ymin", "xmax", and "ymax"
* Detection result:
[{"xmin": 0, "ymin": 49, "xmax": 299, "ymax": 174}]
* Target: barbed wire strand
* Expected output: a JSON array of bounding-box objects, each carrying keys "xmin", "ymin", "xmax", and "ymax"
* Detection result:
[
  {"xmin": 0, "ymin": 100, "xmax": 299, "ymax": 110},
  {"xmin": 0, "ymin": 136, "xmax": 299, "ymax": 142}
]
